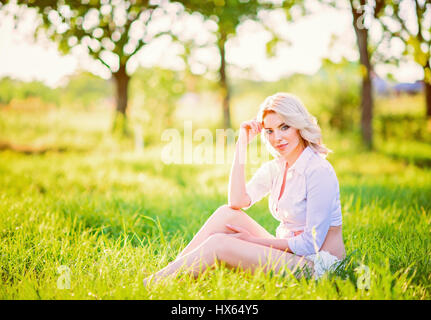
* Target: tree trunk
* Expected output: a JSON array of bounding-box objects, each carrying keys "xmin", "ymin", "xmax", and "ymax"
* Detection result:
[
  {"xmin": 218, "ymin": 33, "xmax": 231, "ymax": 129},
  {"xmin": 426, "ymin": 80, "xmax": 431, "ymax": 133},
  {"xmin": 112, "ymin": 64, "xmax": 130, "ymax": 135},
  {"xmin": 113, "ymin": 64, "xmax": 130, "ymax": 116},
  {"xmin": 351, "ymin": 0, "xmax": 374, "ymax": 150},
  {"xmin": 424, "ymin": 76, "xmax": 431, "ymax": 120}
]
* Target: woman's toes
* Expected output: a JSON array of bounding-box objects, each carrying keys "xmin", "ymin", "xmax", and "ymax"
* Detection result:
[{"xmin": 143, "ymin": 274, "xmax": 154, "ymax": 287}]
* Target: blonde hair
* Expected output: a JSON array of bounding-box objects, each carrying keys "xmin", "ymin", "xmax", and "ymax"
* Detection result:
[{"xmin": 256, "ymin": 92, "xmax": 331, "ymax": 158}]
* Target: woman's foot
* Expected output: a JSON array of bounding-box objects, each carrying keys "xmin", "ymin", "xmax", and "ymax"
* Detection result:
[{"xmin": 143, "ymin": 274, "xmax": 155, "ymax": 287}]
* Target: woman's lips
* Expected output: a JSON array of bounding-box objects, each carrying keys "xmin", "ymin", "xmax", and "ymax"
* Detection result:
[{"xmin": 276, "ymin": 143, "xmax": 288, "ymax": 150}]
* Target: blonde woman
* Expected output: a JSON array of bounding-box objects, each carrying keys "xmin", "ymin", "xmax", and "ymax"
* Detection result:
[{"xmin": 144, "ymin": 93, "xmax": 346, "ymax": 285}]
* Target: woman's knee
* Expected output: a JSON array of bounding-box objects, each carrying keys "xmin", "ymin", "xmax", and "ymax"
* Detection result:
[
  {"xmin": 205, "ymin": 233, "xmax": 230, "ymax": 248},
  {"xmin": 210, "ymin": 204, "xmax": 242, "ymax": 223},
  {"xmin": 203, "ymin": 233, "xmax": 231, "ymax": 259}
]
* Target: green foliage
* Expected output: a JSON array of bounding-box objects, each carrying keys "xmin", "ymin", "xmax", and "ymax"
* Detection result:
[
  {"xmin": 310, "ymin": 58, "xmax": 361, "ymax": 131},
  {"xmin": 0, "ymin": 73, "xmax": 112, "ymax": 110},
  {"xmin": 376, "ymin": 114, "xmax": 431, "ymax": 144},
  {"xmin": 15, "ymin": 0, "xmax": 179, "ymax": 125},
  {"xmin": 112, "ymin": 111, "xmax": 131, "ymax": 138},
  {"xmin": 378, "ymin": 0, "xmax": 430, "ymax": 61},
  {"xmin": 175, "ymin": 0, "xmax": 299, "ymax": 68},
  {"xmin": 177, "ymin": 0, "xmax": 254, "ymax": 36},
  {"xmin": 0, "ymin": 77, "xmax": 61, "ymax": 106},
  {"xmin": 62, "ymin": 72, "xmax": 113, "ymax": 109},
  {"xmin": 230, "ymin": 59, "xmax": 361, "ymax": 132},
  {"xmin": 0, "ymin": 77, "xmax": 15, "ymax": 105},
  {"xmin": 174, "ymin": 0, "xmax": 300, "ymax": 128},
  {"xmin": 129, "ymin": 67, "xmax": 188, "ymax": 144},
  {"xmin": 20, "ymin": 0, "xmax": 163, "ymax": 73},
  {"xmin": 377, "ymin": 0, "xmax": 431, "ymax": 85}
]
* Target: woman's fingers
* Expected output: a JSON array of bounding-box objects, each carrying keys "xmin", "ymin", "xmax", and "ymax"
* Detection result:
[
  {"xmin": 249, "ymin": 122, "xmax": 258, "ymax": 135},
  {"xmin": 252, "ymin": 122, "xmax": 259, "ymax": 134},
  {"xmin": 226, "ymin": 233, "xmax": 242, "ymax": 238},
  {"xmin": 240, "ymin": 120, "xmax": 262, "ymax": 145},
  {"xmin": 253, "ymin": 120, "xmax": 262, "ymax": 133},
  {"xmin": 225, "ymin": 224, "xmax": 239, "ymax": 232},
  {"xmin": 225, "ymin": 224, "xmax": 235, "ymax": 231},
  {"xmin": 241, "ymin": 119, "xmax": 262, "ymax": 133},
  {"xmin": 240, "ymin": 121, "xmax": 251, "ymax": 130}
]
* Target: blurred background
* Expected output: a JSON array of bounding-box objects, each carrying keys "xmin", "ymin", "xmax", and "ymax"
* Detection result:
[
  {"xmin": 0, "ymin": 0, "xmax": 430, "ymax": 163},
  {"xmin": 1, "ymin": 1, "xmax": 431, "ymax": 300},
  {"xmin": 1, "ymin": 0, "xmax": 431, "ymax": 297}
]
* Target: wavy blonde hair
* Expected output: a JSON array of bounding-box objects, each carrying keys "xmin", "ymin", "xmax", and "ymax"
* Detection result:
[{"xmin": 256, "ymin": 92, "xmax": 331, "ymax": 158}]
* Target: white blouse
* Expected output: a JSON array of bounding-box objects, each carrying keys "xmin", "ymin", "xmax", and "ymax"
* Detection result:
[{"xmin": 243, "ymin": 146, "xmax": 342, "ymax": 256}]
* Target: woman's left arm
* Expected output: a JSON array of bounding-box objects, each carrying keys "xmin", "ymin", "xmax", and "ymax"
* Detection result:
[
  {"xmin": 226, "ymin": 224, "xmax": 293, "ymax": 251},
  {"xmin": 245, "ymin": 237, "xmax": 293, "ymax": 251},
  {"xmin": 286, "ymin": 166, "xmax": 338, "ymax": 256}
]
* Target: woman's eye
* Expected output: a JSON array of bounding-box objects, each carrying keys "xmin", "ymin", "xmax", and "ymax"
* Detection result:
[
  {"xmin": 265, "ymin": 129, "xmax": 272, "ymax": 134},
  {"xmin": 281, "ymin": 125, "xmax": 290, "ymax": 130}
]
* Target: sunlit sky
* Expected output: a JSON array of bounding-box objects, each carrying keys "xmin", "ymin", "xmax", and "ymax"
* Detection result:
[{"xmin": 0, "ymin": 1, "xmax": 423, "ymax": 87}]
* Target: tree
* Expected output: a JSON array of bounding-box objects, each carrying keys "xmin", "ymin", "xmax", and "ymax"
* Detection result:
[
  {"xmin": 15, "ymin": 0, "xmax": 174, "ymax": 132},
  {"xmin": 174, "ymin": 0, "xmax": 295, "ymax": 129},
  {"xmin": 322, "ymin": 0, "xmax": 385, "ymax": 149},
  {"xmin": 350, "ymin": 0, "xmax": 379, "ymax": 149},
  {"xmin": 377, "ymin": 0, "xmax": 431, "ymax": 119}
]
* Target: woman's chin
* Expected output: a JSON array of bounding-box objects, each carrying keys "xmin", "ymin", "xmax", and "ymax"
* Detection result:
[{"xmin": 277, "ymin": 147, "xmax": 290, "ymax": 154}]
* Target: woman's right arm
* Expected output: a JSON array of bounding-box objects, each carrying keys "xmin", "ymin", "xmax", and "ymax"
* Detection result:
[{"xmin": 228, "ymin": 120, "xmax": 262, "ymax": 210}]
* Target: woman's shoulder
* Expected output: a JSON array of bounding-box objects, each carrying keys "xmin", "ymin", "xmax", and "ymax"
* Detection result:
[
  {"xmin": 304, "ymin": 150, "xmax": 338, "ymax": 179},
  {"xmin": 303, "ymin": 153, "xmax": 340, "ymax": 194}
]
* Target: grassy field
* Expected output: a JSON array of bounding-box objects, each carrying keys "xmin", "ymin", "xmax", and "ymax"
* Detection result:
[{"xmin": 0, "ymin": 100, "xmax": 430, "ymax": 300}]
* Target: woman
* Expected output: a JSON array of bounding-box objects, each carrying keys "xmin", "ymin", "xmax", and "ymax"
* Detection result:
[{"xmin": 144, "ymin": 93, "xmax": 345, "ymax": 285}]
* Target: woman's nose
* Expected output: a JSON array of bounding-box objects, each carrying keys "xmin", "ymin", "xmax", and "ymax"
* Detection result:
[{"xmin": 274, "ymin": 130, "xmax": 282, "ymax": 141}]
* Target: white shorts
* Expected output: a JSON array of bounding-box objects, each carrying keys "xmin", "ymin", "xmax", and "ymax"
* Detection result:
[{"xmin": 304, "ymin": 251, "xmax": 341, "ymax": 280}]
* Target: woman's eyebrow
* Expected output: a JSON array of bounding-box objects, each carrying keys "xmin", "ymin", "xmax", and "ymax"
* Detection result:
[{"xmin": 264, "ymin": 122, "xmax": 286, "ymax": 129}]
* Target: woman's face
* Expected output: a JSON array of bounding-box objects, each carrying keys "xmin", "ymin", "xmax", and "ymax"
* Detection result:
[{"xmin": 263, "ymin": 112, "xmax": 304, "ymax": 159}]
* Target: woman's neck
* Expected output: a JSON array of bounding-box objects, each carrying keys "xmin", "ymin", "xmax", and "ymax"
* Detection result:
[{"xmin": 283, "ymin": 143, "xmax": 306, "ymax": 168}]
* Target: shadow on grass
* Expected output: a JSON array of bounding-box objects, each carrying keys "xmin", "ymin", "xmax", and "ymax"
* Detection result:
[
  {"xmin": 110, "ymin": 158, "xmax": 204, "ymax": 188},
  {"xmin": 382, "ymin": 151, "xmax": 431, "ymax": 169},
  {"xmin": 56, "ymin": 191, "xmax": 225, "ymax": 248},
  {"xmin": 52, "ymin": 182, "xmax": 430, "ymax": 287},
  {"xmin": 59, "ymin": 181, "xmax": 430, "ymax": 244},
  {"xmin": 0, "ymin": 140, "xmax": 90, "ymax": 155},
  {"xmin": 341, "ymin": 183, "xmax": 431, "ymax": 211},
  {"xmin": 342, "ymin": 225, "xmax": 431, "ymax": 286}
]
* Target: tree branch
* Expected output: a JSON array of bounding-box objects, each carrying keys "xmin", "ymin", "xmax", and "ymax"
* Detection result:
[
  {"xmin": 87, "ymin": 45, "xmax": 112, "ymax": 72},
  {"xmin": 414, "ymin": 0, "xmax": 424, "ymax": 43}
]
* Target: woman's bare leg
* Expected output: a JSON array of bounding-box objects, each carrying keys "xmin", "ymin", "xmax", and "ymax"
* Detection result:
[
  {"xmin": 144, "ymin": 233, "xmax": 313, "ymax": 286},
  {"xmin": 144, "ymin": 236, "xmax": 219, "ymax": 285},
  {"xmin": 176, "ymin": 205, "xmax": 274, "ymax": 258}
]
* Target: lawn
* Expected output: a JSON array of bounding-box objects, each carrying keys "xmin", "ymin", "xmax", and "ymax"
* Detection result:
[{"xmin": 0, "ymin": 103, "xmax": 430, "ymax": 299}]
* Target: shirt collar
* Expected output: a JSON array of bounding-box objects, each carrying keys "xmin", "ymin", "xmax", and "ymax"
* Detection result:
[{"xmin": 276, "ymin": 146, "xmax": 314, "ymax": 175}]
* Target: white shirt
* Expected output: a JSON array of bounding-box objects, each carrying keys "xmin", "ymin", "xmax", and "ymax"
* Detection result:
[{"xmin": 244, "ymin": 146, "xmax": 342, "ymax": 256}]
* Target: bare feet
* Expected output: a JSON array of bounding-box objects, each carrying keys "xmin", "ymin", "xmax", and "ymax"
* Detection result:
[{"xmin": 143, "ymin": 274, "xmax": 155, "ymax": 287}]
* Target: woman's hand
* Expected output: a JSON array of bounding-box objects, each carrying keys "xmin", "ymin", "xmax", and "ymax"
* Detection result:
[
  {"xmin": 239, "ymin": 119, "xmax": 263, "ymax": 144},
  {"xmin": 225, "ymin": 224, "xmax": 253, "ymax": 241}
]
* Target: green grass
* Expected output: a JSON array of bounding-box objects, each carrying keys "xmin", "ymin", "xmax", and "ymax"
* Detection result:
[{"xmin": 0, "ymin": 103, "xmax": 430, "ymax": 300}]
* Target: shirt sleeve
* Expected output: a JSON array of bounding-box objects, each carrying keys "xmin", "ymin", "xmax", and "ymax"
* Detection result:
[
  {"xmin": 242, "ymin": 161, "xmax": 274, "ymax": 210},
  {"xmin": 287, "ymin": 165, "xmax": 338, "ymax": 256}
]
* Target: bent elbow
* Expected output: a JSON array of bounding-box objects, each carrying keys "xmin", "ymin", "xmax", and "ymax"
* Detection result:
[
  {"xmin": 228, "ymin": 200, "xmax": 249, "ymax": 210},
  {"xmin": 228, "ymin": 194, "xmax": 250, "ymax": 210},
  {"xmin": 227, "ymin": 202, "xmax": 244, "ymax": 210}
]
